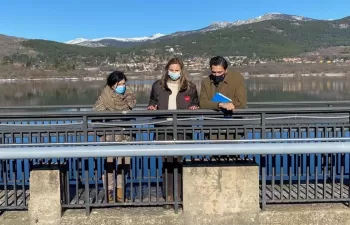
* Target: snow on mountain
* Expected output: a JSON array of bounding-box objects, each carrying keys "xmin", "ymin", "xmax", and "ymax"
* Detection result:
[
  {"xmin": 199, "ymin": 13, "xmax": 316, "ymax": 33},
  {"xmin": 93, "ymin": 33, "xmax": 164, "ymax": 42},
  {"xmin": 65, "ymin": 33, "xmax": 165, "ymax": 45},
  {"xmin": 66, "ymin": 38, "xmax": 89, "ymax": 45},
  {"xmin": 65, "ymin": 13, "xmax": 318, "ymax": 47}
]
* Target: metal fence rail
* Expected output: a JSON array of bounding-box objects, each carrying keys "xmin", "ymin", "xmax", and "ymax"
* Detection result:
[
  {"xmin": 1, "ymin": 106, "xmax": 350, "ymax": 214},
  {"xmin": 1, "ymin": 100, "xmax": 350, "ymax": 112},
  {"xmin": 260, "ymin": 153, "xmax": 350, "ymax": 207}
]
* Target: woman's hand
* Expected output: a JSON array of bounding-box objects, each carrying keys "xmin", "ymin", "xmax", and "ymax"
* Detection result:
[
  {"xmin": 189, "ymin": 105, "xmax": 199, "ymax": 110},
  {"xmin": 147, "ymin": 105, "xmax": 158, "ymax": 110}
]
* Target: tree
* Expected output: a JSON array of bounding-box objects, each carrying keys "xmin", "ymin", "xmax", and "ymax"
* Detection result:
[
  {"xmin": 18, "ymin": 54, "xmax": 30, "ymax": 64},
  {"xmin": 2, "ymin": 56, "xmax": 13, "ymax": 65},
  {"xmin": 242, "ymin": 58, "xmax": 250, "ymax": 65}
]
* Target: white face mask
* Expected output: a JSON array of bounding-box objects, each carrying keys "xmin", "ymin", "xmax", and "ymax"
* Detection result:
[{"xmin": 168, "ymin": 71, "xmax": 181, "ymax": 80}]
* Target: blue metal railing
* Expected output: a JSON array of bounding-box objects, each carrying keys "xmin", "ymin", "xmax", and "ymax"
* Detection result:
[{"xmin": 1, "ymin": 105, "xmax": 350, "ymax": 211}]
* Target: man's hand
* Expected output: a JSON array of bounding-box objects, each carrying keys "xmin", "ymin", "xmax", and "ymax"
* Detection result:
[
  {"xmin": 218, "ymin": 102, "xmax": 235, "ymax": 111},
  {"xmin": 147, "ymin": 105, "xmax": 157, "ymax": 110}
]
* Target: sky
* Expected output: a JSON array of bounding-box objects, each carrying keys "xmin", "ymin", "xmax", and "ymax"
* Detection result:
[{"xmin": 1, "ymin": 0, "xmax": 349, "ymax": 43}]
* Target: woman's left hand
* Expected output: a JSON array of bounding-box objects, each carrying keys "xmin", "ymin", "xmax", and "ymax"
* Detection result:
[{"xmin": 189, "ymin": 105, "xmax": 199, "ymax": 110}]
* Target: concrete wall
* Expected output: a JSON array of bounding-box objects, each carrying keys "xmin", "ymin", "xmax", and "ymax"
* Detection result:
[
  {"xmin": 182, "ymin": 161, "xmax": 260, "ymax": 225},
  {"xmin": 2, "ymin": 161, "xmax": 348, "ymax": 225},
  {"xmin": 28, "ymin": 169, "xmax": 62, "ymax": 225}
]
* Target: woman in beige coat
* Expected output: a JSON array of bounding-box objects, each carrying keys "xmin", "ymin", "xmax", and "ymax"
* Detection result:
[{"xmin": 94, "ymin": 71, "xmax": 136, "ymax": 202}]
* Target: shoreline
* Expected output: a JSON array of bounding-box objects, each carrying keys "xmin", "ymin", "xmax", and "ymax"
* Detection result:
[
  {"xmin": 245, "ymin": 72, "xmax": 348, "ymax": 78},
  {"xmin": 0, "ymin": 72, "xmax": 348, "ymax": 83}
]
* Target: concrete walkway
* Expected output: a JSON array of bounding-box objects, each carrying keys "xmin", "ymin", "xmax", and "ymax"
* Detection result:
[{"xmin": 1, "ymin": 204, "xmax": 350, "ymax": 225}]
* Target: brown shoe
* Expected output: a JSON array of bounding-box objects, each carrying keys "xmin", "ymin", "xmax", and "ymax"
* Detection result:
[
  {"xmin": 116, "ymin": 188, "xmax": 123, "ymax": 202},
  {"xmin": 116, "ymin": 188, "xmax": 130, "ymax": 203}
]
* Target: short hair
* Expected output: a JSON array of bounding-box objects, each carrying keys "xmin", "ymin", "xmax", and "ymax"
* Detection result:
[
  {"xmin": 209, "ymin": 56, "xmax": 229, "ymax": 70},
  {"xmin": 106, "ymin": 71, "xmax": 127, "ymax": 87}
]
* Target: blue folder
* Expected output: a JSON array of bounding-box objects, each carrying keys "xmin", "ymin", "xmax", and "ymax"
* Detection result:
[{"xmin": 211, "ymin": 92, "xmax": 232, "ymax": 103}]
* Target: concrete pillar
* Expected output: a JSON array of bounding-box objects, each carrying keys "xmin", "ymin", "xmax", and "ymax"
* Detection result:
[
  {"xmin": 29, "ymin": 168, "xmax": 62, "ymax": 225},
  {"xmin": 182, "ymin": 161, "xmax": 260, "ymax": 225}
]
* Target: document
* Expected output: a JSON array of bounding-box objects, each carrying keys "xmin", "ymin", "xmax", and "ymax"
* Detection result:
[{"xmin": 211, "ymin": 92, "xmax": 232, "ymax": 103}]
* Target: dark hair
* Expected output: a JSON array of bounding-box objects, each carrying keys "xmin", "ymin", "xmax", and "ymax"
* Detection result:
[
  {"xmin": 209, "ymin": 56, "xmax": 229, "ymax": 70},
  {"xmin": 160, "ymin": 57, "xmax": 189, "ymax": 92},
  {"xmin": 106, "ymin": 71, "xmax": 127, "ymax": 87}
]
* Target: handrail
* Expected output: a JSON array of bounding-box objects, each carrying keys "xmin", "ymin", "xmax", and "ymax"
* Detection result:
[
  {"xmin": 1, "ymin": 137, "xmax": 349, "ymax": 147},
  {"xmin": 0, "ymin": 100, "xmax": 349, "ymax": 111},
  {"xmin": 0, "ymin": 106, "xmax": 350, "ymax": 118},
  {"xmin": 0, "ymin": 142, "xmax": 350, "ymax": 159}
]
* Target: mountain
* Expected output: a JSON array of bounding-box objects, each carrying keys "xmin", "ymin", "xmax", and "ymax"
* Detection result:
[
  {"xmin": 66, "ymin": 13, "xmax": 318, "ymax": 46},
  {"xmin": 170, "ymin": 13, "xmax": 316, "ymax": 37},
  {"xmin": 66, "ymin": 38, "xmax": 89, "ymax": 45},
  {"xmin": 66, "ymin": 33, "xmax": 165, "ymax": 47},
  {"xmin": 131, "ymin": 15, "xmax": 350, "ymax": 58},
  {"xmin": 2, "ymin": 13, "xmax": 350, "ymax": 71},
  {"xmin": 201, "ymin": 13, "xmax": 315, "ymax": 31},
  {"xmin": 0, "ymin": 34, "xmax": 27, "ymax": 57}
]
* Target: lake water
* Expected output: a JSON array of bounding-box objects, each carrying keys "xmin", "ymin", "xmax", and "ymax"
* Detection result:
[{"xmin": 0, "ymin": 76, "xmax": 350, "ymax": 106}]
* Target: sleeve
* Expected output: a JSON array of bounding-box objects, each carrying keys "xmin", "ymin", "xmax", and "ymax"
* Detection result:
[
  {"xmin": 190, "ymin": 84, "xmax": 199, "ymax": 107},
  {"xmin": 123, "ymin": 91, "xmax": 137, "ymax": 109},
  {"xmin": 148, "ymin": 82, "xmax": 158, "ymax": 107},
  {"xmin": 199, "ymin": 79, "xmax": 219, "ymax": 110},
  {"xmin": 232, "ymin": 76, "xmax": 247, "ymax": 109},
  {"xmin": 93, "ymin": 96, "xmax": 106, "ymax": 111}
]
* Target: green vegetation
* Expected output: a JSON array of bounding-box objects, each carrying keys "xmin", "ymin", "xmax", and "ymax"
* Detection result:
[
  {"xmin": 2, "ymin": 17, "xmax": 350, "ymax": 70},
  {"xmin": 142, "ymin": 19, "xmax": 350, "ymax": 58},
  {"xmin": 20, "ymin": 40, "xmax": 125, "ymax": 70}
]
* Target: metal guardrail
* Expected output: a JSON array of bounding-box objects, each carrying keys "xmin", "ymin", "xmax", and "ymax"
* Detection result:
[
  {"xmin": 1, "ymin": 105, "xmax": 350, "ymax": 214},
  {"xmin": 1, "ymin": 100, "xmax": 350, "ymax": 111},
  {"xmin": 2, "ymin": 141, "xmax": 350, "ymax": 159}
]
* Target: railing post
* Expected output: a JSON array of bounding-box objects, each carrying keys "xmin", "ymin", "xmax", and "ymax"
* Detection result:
[
  {"xmin": 261, "ymin": 155, "xmax": 267, "ymax": 210},
  {"xmin": 84, "ymin": 158, "xmax": 91, "ymax": 216},
  {"xmin": 172, "ymin": 112, "xmax": 179, "ymax": 213},
  {"xmin": 260, "ymin": 112, "xmax": 267, "ymax": 210},
  {"xmin": 261, "ymin": 112, "xmax": 266, "ymax": 139},
  {"xmin": 29, "ymin": 162, "xmax": 64, "ymax": 225},
  {"xmin": 172, "ymin": 112, "xmax": 178, "ymax": 141},
  {"xmin": 182, "ymin": 160, "xmax": 260, "ymax": 224},
  {"xmin": 83, "ymin": 116, "xmax": 88, "ymax": 142}
]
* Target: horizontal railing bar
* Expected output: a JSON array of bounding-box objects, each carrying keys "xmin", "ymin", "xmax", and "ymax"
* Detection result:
[
  {"xmin": 0, "ymin": 206, "xmax": 28, "ymax": 210},
  {"xmin": 266, "ymin": 198, "xmax": 350, "ymax": 203},
  {"xmin": 62, "ymin": 202, "xmax": 183, "ymax": 208},
  {"xmin": 1, "ymin": 142, "xmax": 350, "ymax": 159},
  {"xmin": 1, "ymin": 137, "xmax": 350, "ymax": 147},
  {"xmin": 1, "ymin": 100, "xmax": 350, "ymax": 110},
  {"xmin": 2, "ymin": 127, "xmax": 348, "ymax": 138},
  {"xmin": 0, "ymin": 126, "xmax": 347, "ymax": 132},
  {"xmin": 1, "ymin": 107, "xmax": 350, "ymax": 118},
  {"xmin": 1, "ymin": 118, "xmax": 349, "ymax": 128}
]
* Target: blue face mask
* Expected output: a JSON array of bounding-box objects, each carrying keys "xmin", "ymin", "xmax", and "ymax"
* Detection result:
[
  {"xmin": 115, "ymin": 85, "xmax": 126, "ymax": 94},
  {"xmin": 168, "ymin": 71, "xmax": 181, "ymax": 81}
]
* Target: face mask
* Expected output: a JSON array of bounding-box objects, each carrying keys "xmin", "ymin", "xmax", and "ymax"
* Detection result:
[
  {"xmin": 115, "ymin": 85, "xmax": 126, "ymax": 94},
  {"xmin": 211, "ymin": 74, "xmax": 225, "ymax": 83},
  {"xmin": 168, "ymin": 71, "xmax": 181, "ymax": 81}
]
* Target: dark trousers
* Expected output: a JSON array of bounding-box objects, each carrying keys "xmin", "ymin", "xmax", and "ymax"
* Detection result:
[
  {"xmin": 162, "ymin": 156, "xmax": 182, "ymax": 201},
  {"xmin": 156, "ymin": 131, "xmax": 191, "ymax": 201}
]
